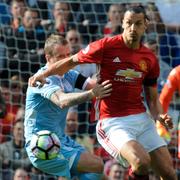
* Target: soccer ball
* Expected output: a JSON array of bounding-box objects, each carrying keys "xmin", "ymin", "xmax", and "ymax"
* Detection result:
[{"xmin": 30, "ymin": 130, "xmax": 61, "ymax": 160}]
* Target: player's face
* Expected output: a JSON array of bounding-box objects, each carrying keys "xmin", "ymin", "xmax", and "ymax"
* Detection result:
[
  {"xmin": 50, "ymin": 44, "xmax": 71, "ymax": 64},
  {"xmin": 122, "ymin": 11, "xmax": 147, "ymax": 44}
]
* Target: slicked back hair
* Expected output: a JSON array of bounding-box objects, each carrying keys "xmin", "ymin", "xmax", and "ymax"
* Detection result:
[{"xmin": 124, "ymin": 6, "xmax": 149, "ymax": 21}]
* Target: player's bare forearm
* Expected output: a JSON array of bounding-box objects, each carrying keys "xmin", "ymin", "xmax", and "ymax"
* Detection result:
[
  {"xmin": 144, "ymin": 86, "xmax": 173, "ymax": 129},
  {"xmin": 29, "ymin": 55, "xmax": 79, "ymax": 87},
  {"xmin": 55, "ymin": 90, "xmax": 95, "ymax": 109},
  {"xmin": 150, "ymin": 101, "xmax": 173, "ymax": 129},
  {"xmin": 148, "ymin": 99, "xmax": 164, "ymax": 120},
  {"xmin": 51, "ymin": 80, "xmax": 112, "ymax": 109},
  {"xmin": 144, "ymin": 86, "xmax": 163, "ymax": 119},
  {"xmin": 45, "ymin": 55, "xmax": 78, "ymax": 77}
]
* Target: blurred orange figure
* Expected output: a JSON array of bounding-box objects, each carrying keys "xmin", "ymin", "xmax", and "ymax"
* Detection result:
[{"xmin": 159, "ymin": 65, "xmax": 180, "ymax": 157}]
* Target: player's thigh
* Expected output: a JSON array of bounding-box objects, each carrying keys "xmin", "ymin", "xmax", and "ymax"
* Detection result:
[
  {"xmin": 150, "ymin": 146, "xmax": 177, "ymax": 179},
  {"xmin": 120, "ymin": 140, "xmax": 151, "ymax": 169},
  {"xmin": 96, "ymin": 114, "xmax": 151, "ymax": 168},
  {"xmin": 77, "ymin": 151, "xmax": 104, "ymax": 173}
]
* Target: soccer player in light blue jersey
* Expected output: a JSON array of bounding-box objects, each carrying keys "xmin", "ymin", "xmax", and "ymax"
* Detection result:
[{"xmin": 24, "ymin": 34, "xmax": 112, "ymax": 180}]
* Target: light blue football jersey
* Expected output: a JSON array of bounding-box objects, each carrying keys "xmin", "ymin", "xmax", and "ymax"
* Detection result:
[
  {"xmin": 24, "ymin": 65, "xmax": 79, "ymax": 144},
  {"xmin": 24, "ymin": 66, "xmax": 103, "ymax": 179}
]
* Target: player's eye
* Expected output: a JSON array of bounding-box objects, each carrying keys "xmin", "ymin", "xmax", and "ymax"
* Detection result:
[
  {"xmin": 136, "ymin": 22, "xmax": 143, "ymax": 26},
  {"xmin": 126, "ymin": 21, "xmax": 131, "ymax": 26}
]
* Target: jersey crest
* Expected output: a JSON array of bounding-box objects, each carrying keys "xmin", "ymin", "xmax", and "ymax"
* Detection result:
[{"xmin": 139, "ymin": 60, "xmax": 148, "ymax": 72}]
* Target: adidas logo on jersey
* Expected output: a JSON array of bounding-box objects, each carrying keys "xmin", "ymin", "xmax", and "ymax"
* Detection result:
[{"xmin": 113, "ymin": 57, "xmax": 121, "ymax": 62}]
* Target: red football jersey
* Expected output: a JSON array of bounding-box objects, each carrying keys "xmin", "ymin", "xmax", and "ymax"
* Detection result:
[{"xmin": 78, "ymin": 35, "xmax": 159, "ymax": 119}]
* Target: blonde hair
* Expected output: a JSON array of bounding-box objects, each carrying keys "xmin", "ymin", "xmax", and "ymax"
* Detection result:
[{"xmin": 44, "ymin": 34, "xmax": 68, "ymax": 56}]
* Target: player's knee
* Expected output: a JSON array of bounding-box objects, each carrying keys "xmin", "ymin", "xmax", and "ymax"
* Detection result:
[{"xmin": 132, "ymin": 155, "xmax": 151, "ymax": 174}]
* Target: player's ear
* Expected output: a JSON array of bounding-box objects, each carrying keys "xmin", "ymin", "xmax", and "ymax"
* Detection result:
[
  {"xmin": 122, "ymin": 19, "xmax": 125, "ymax": 29},
  {"xmin": 45, "ymin": 54, "xmax": 50, "ymax": 62},
  {"xmin": 144, "ymin": 19, "xmax": 149, "ymax": 30}
]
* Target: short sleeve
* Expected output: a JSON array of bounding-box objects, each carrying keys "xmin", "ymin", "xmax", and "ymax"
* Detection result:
[
  {"xmin": 77, "ymin": 39, "xmax": 104, "ymax": 64},
  {"xmin": 31, "ymin": 76, "xmax": 61, "ymax": 100}
]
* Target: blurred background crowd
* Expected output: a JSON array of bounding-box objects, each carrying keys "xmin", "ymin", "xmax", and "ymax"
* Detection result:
[{"xmin": 0, "ymin": 0, "xmax": 179, "ymax": 179}]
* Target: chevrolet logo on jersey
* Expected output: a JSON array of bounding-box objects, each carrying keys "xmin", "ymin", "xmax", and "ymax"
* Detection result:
[{"xmin": 115, "ymin": 68, "xmax": 142, "ymax": 79}]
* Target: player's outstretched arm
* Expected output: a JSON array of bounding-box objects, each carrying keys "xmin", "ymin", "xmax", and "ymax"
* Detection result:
[
  {"xmin": 29, "ymin": 54, "xmax": 79, "ymax": 87},
  {"xmin": 50, "ymin": 80, "xmax": 112, "ymax": 109},
  {"xmin": 144, "ymin": 86, "xmax": 173, "ymax": 129}
]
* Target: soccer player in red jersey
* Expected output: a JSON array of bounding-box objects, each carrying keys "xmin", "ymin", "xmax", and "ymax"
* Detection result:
[{"xmin": 29, "ymin": 6, "xmax": 177, "ymax": 180}]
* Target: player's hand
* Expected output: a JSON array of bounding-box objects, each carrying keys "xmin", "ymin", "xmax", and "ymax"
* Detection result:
[
  {"xmin": 28, "ymin": 73, "xmax": 47, "ymax": 88},
  {"xmin": 157, "ymin": 114, "xmax": 173, "ymax": 129},
  {"xmin": 91, "ymin": 80, "xmax": 112, "ymax": 99}
]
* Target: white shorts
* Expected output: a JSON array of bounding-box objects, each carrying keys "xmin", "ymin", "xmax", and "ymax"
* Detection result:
[{"xmin": 96, "ymin": 112, "xmax": 167, "ymax": 167}]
